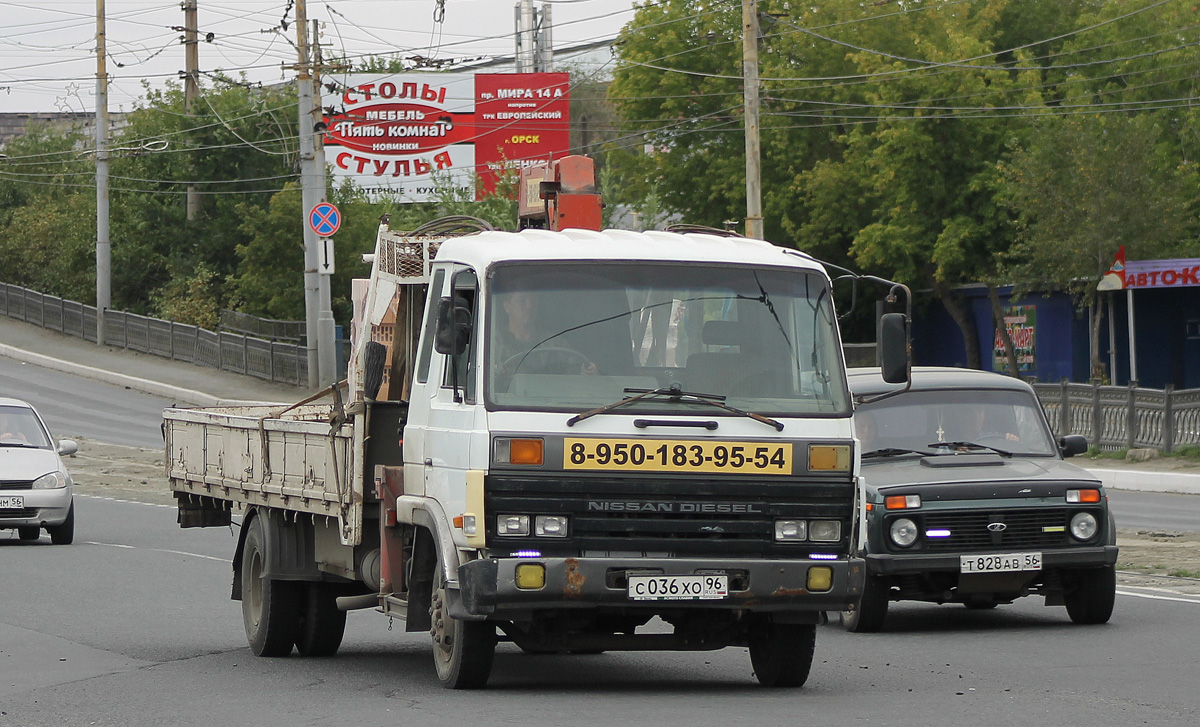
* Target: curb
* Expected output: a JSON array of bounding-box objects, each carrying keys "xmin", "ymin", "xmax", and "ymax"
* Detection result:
[
  {"xmin": 1083, "ymin": 467, "xmax": 1200, "ymax": 496},
  {"xmin": 2, "ymin": 342, "xmax": 224, "ymax": 407}
]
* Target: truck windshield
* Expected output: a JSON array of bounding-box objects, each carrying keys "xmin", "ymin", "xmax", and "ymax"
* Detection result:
[
  {"xmin": 856, "ymin": 389, "xmax": 1058, "ymax": 457},
  {"xmin": 485, "ymin": 262, "xmax": 849, "ymax": 416}
]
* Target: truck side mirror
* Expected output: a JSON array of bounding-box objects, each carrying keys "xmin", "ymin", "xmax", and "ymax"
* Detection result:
[
  {"xmin": 878, "ymin": 313, "xmax": 909, "ymax": 384},
  {"xmin": 434, "ymin": 296, "xmax": 472, "ymax": 356}
]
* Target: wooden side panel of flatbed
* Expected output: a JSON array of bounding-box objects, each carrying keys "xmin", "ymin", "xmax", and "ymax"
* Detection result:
[{"xmin": 164, "ymin": 404, "xmax": 363, "ymax": 545}]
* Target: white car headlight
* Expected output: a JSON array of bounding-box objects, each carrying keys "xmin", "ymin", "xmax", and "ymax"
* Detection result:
[
  {"xmin": 32, "ymin": 472, "xmax": 67, "ymax": 489},
  {"xmin": 1070, "ymin": 512, "xmax": 1098, "ymax": 541},
  {"xmin": 890, "ymin": 518, "xmax": 919, "ymax": 548}
]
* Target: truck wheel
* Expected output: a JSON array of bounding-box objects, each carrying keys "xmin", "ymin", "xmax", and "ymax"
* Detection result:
[
  {"xmin": 430, "ymin": 555, "xmax": 495, "ymax": 689},
  {"xmin": 18, "ymin": 526, "xmax": 40, "ymax": 541},
  {"xmin": 748, "ymin": 621, "xmax": 816, "ymax": 688},
  {"xmin": 47, "ymin": 503, "xmax": 74, "ymax": 545},
  {"xmin": 295, "ymin": 583, "xmax": 347, "ymax": 657},
  {"xmin": 241, "ymin": 517, "xmax": 301, "ymax": 656},
  {"xmin": 1064, "ymin": 565, "xmax": 1116, "ymax": 625},
  {"xmin": 842, "ymin": 573, "xmax": 888, "ymax": 633}
]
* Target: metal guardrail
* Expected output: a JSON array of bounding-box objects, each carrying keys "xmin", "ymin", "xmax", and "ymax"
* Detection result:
[
  {"xmin": 1, "ymin": 282, "xmax": 307, "ymax": 387},
  {"xmin": 219, "ymin": 309, "xmax": 305, "ymax": 343},
  {"xmin": 1033, "ymin": 381, "xmax": 1200, "ymax": 453}
]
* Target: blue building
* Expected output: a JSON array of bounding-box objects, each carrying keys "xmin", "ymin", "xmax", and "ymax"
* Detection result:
[{"xmin": 911, "ymin": 284, "xmax": 1200, "ymax": 390}]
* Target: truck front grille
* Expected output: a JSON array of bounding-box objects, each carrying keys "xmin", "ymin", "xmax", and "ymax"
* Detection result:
[{"xmin": 485, "ymin": 472, "xmax": 854, "ymax": 557}]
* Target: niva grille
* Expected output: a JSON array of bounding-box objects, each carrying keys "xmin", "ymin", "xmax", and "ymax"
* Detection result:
[{"xmin": 918, "ymin": 508, "xmax": 1077, "ymax": 551}]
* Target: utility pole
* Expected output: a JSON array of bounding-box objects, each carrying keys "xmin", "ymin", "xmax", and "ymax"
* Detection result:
[
  {"xmin": 537, "ymin": 3, "xmax": 553, "ymax": 72},
  {"xmin": 742, "ymin": 0, "xmax": 764, "ymax": 240},
  {"xmin": 295, "ymin": 0, "xmax": 335, "ymax": 388},
  {"xmin": 515, "ymin": 0, "xmax": 535, "ymax": 73},
  {"xmin": 183, "ymin": 0, "xmax": 200, "ymax": 221},
  {"xmin": 95, "ymin": 0, "xmax": 110, "ymax": 345},
  {"xmin": 313, "ymin": 18, "xmax": 336, "ymax": 387}
]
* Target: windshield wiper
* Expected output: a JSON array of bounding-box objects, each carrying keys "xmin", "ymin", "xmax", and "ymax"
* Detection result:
[
  {"xmin": 863, "ymin": 447, "xmax": 931, "ymax": 459},
  {"xmin": 926, "ymin": 441, "xmax": 1013, "ymax": 457},
  {"xmin": 0, "ymin": 440, "xmax": 38, "ymax": 448},
  {"xmin": 567, "ymin": 383, "xmax": 785, "ymax": 431}
]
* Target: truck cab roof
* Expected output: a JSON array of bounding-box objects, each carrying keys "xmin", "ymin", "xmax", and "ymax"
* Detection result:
[{"xmin": 431, "ymin": 228, "xmax": 827, "ymax": 274}]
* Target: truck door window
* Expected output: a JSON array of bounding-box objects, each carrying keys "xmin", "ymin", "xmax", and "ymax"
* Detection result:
[
  {"xmin": 441, "ymin": 269, "xmax": 478, "ymax": 402},
  {"xmin": 415, "ymin": 269, "xmax": 446, "ymax": 384}
]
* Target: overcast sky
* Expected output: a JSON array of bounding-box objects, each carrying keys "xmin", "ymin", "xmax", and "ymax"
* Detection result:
[{"xmin": 1, "ymin": 0, "xmax": 639, "ymax": 114}]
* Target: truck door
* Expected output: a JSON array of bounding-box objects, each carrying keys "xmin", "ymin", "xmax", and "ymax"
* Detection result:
[{"xmin": 406, "ymin": 265, "xmax": 481, "ymax": 519}]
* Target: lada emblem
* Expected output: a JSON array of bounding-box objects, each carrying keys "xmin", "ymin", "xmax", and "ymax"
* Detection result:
[{"xmin": 987, "ymin": 522, "xmax": 1007, "ymax": 532}]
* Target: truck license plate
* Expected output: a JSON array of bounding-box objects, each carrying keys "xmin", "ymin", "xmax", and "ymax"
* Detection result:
[
  {"xmin": 565, "ymin": 438, "xmax": 791, "ymax": 475},
  {"xmin": 0, "ymin": 495, "xmax": 25, "ymax": 509},
  {"xmin": 960, "ymin": 552, "xmax": 1042, "ymax": 574},
  {"xmin": 627, "ymin": 574, "xmax": 728, "ymax": 601}
]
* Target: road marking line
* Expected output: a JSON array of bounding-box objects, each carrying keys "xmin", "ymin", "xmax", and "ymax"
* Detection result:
[
  {"xmin": 77, "ymin": 493, "xmax": 173, "ymax": 508},
  {"xmin": 154, "ymin": 548, "xmax": 231, "ymax": 563},
  {"xmin": 85, "ymin": 540, "xmax": 232, "ymax": 563},
  {"xmin": 1117, "ymin": 589, "xmax": 1200, "ymax": 605}
]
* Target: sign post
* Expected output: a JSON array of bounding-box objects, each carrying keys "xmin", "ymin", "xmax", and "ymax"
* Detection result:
[{"xmin": 310, "ymin": 202, "xmax": 340, "ymax": 277}]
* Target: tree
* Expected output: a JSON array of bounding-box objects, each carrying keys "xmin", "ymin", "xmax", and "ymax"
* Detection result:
[{"xmin": 998, "ymin": 113, "xmax": 1193, "ymax": 379}]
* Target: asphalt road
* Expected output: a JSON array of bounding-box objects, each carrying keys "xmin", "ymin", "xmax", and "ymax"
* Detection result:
[
  {"xmin": 0, "ymin": 357, "xmax": 177, "ymax": 449},
  {"xmin": 2, "ymin": 495, "xmax": 1198, "ymax": 726},
  {"xmin": 1108, "ymin": 489, "xmax": 1200, "ymax": 532}
]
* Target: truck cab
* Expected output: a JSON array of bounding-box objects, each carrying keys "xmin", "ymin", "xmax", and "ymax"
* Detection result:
[{"xmin": 365, "ymin": 226, "xmax": 865, "ymax": 686}]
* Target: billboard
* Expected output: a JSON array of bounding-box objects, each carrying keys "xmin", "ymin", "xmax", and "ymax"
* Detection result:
[
  {"xmin": 322, "ymin": 73, "xmax": 570, "ymax": 202},
  {"xmin": 993, "ymin": 305, "xmax": 1036, "ymax": 373}
]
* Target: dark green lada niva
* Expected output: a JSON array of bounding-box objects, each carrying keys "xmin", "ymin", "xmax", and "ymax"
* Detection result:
[{"xmin": 844, "ymin": 367, "xmax": 1118, "ymax": 632}]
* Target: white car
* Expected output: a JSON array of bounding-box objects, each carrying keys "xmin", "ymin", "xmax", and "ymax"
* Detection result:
[{"xmin": 0, "ymin": 397, "xmax": 77, "ymax": 544}]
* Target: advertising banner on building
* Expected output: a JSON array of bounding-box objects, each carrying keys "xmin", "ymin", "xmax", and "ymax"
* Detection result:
[
  {"xmin": 993, "ymin": 305, "xmax": 1036, "ymax": 373},
  {"xmin": 322, "ymin": 73, "xmax": 570, "ymax": 202},
  {"xmin": 1096, "ymin": 246, "xmax": 1200, "ymax": 291}
]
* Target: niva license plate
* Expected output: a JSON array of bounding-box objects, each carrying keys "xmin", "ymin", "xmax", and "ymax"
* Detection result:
[
  {"xmin": 960, "ymin": 552, "xmax": 1042, "ymax": 574},
  {"xmin": 627, "ymin": 574, "xmax": 728, "ymax": 601}
]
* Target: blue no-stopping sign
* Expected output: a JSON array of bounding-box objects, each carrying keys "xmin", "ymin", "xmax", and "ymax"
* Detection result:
[{"xmin": 309, "ymin": 202, "xmax": 341, "ymax": 237}]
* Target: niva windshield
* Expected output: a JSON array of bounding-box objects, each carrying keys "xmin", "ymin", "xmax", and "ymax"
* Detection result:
[
  {"xmin": 856, "ymin": 389, "xmax": 1058, "ymax": 456},
  {"xmin": 485, "ymin": 262, "xmax": 849, "ymax": 416}
]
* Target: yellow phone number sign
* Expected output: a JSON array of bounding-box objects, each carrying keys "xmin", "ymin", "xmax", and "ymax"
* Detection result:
[{"xmin": 564, "ymin": 438, "xmax": 792, "ymax": 474}]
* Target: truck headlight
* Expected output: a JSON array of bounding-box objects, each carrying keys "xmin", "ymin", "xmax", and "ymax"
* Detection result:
[
  {"xmin": 808, "ymin": 520, "xmax": 842, "ymax": 543},
  {"xmin": 1070, "ymin": 512, "xmax": 1098, "ymax": 541},
  {"xmin": 496, "ymin": 514, "xmax": 530, "ymax": 536},
  {"xmin": 890, "ymin": 518, "xmax": 919, "ymax": 548},
  {"xmin": 534, "ymin": 515, "xmax": 569, "ymax": 537},
  {"xmin": 775, "ymin": 520, "xmax": 807, "ymax": 542}
]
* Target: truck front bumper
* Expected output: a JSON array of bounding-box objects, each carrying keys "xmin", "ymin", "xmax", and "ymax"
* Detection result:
[
  {"xmin": 865, "ymin": 545, "xmax": 1119, "ymax": 576},
  {"xmin": 455, "ymin": 556, "xmax": 865, "ymax": 619}
]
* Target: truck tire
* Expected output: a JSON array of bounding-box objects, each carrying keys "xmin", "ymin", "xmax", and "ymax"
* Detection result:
[
  {"xmin": 241, "ymin": 517, "xmax": 301, "ymax": 656},
  {"xmin": 18, "ymin": 526, "xmax": 40, "ymax": 541},
  {"xmin": 47, "ymin": 503, "xmax": 74, "ymax": 545},
  {"xmin": 1064, "ymin": 565, "xmax": 1116, "ymax": 625},
  {"xmin": 296, "ymin": 583, "xmax": 347, "ymax": 657},
  {"xmin": 842, "ymin": 573, "xmax": 888, "ymax": 633},
  {"xmin": 430, "ymin": 554, "xmax": 495, "ymax": 689},
  {"xmin": 748, "ymin": 621, "xmax": 816, "ymax": 688}
]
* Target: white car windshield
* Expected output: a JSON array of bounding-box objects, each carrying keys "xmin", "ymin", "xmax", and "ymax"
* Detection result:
[
  {"xmin": 485, "ymin": 262, "xmax": 849, "ymax": 416},
  {"xmin": 0, "ymin": 405, "xmax": 51, "ymax": 448},
  {"xmin": 856, "ymin": 389, "xmax": 1058, "ymax": 456}
]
